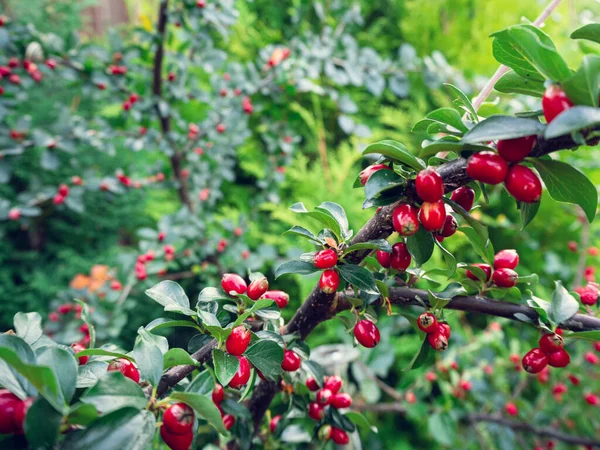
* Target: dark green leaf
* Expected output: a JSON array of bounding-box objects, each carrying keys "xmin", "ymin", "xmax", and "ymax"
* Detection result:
[
  {"xmin": 37, "ymin": 346, "xmax": 78, "ymax": 404},
  {"xmin": 428, "ymin": 412, "xmax": 457, "ymax": 446},
  {"xmin": 362, "ymin": 140, "xmax": 425, "ymax": 170},
  {"xmin": 345, "ymin": 411, "xmax": 378, "ymax": 434},
  {"xmin": 425, "ymin": 107, "xmax": 469, "ymax": 132},
  {"xmin": 185, "ymin": 370, "xmax": 214, "ymax": 395},
  {"xmin": 24, "ymin": 397, "xmax": 62, "ymax": 448},
  {"xmin": 520, "ymin": 200, "xmax": 540, "ymax": 229},
  {"xmin": 433, "ymin": 240, "xmax": 457, "ymax": 278},
  {"xmin": 315, "ymin": 202, "xmax": 350, "ymax": 238},
  {"xmin": 337, "ymin": 264, "xmax": 379, "ymax": 294},
  {"xmin": 492, "ymin": 37, "xmax": 544, "ymax": 81},
  {"xmin": 133, "ymin": 328, "xmax": 163, "ymax": 387},
  {"xmin": 458, "ymin": 227, "xmax": 495, "ymax": 265},
  {"xmin": 403, "ymin": 337, "xmax": 434, "ymax": 371},
  {"xmin": 66, "ymin": 403, "xmax": 99, "ymax": 427},
  {"xmin": 76, "ymin": 361, "xmax": 109, "ymax": 389},
  {"xmin": 494, "ymin": 70, "xmax": 545, "ymax": 97},
  {"xmin": 283, "ymin": 226, "xmax": 322, "ymax": 244},
  {"xmin": 146, "ymin": 318, "xmax": 200, "ymax": 332},
  {"xmin": 289, "ymin": 202, "xmax": 342, "ymax": 240},
  {"xmin": 245, "ymin": 340, "xmax": 283, "ymax": 380},
  {"xmin": 364, "ymin": 169, "xmax": 405, "ymax": 200},
  {"xmin": 544, "ymin": 106, "xmax": 600, "ymax": 139},
  {"xmin": 563, "ymin": 55, "xmax": 600, "ymax": 107},
  {"xmin": 428, "ymin": 282, "xmax": 466, "ymax": 310},
  {"xmin": 444, "ymin": 83, "xmax": 478, "ymax": 122},
  {"xmin": 274, "ymin": 260, "xmax": 319, "ymax": 279},
  {"xmin": 419, "ymin": 142, "xmax": 490, "ymax": 159},
  {"xmin": 406, "ymin": 226, "xmax": 435, "ymax": 266},
  {"xmin": 163, "ymin": 348, "xmax": 196, "ymax": 370},
  {"xmin": 342, "ymin": 239, "xmax": 392, "ymax": 256},
  {"xmin": 212, "ymin": 349, "xmax": 240, "ymax": 387},
  {"xmin": 571, "ymin": 23, "xmax": 600, "ymax": 44},
  {"xmin": 562, "ymin": 330, "xmax": 600, "ymax": 341},
  {"xmin": 81, "ymin": 372, "xmax": 147, "ymax": 414},
  {"xmin": 462, "ymin": 115, "xmax": 545, "ymax": 144},
  {"xmin": 171, "ymin": 391, "xmax": 228, "ymax": 435}
]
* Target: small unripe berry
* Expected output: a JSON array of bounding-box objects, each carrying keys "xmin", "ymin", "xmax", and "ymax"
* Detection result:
[
  {"xmin": 221, "ymin": 273, "xmax": 247, "ymax": 295},
  {"xmin": 354, "ymin": 319, "xmax": 380, "ymax": 348},
  {"xmin": 281, "ymin": 350, "xmax": 301, "ymax": 372},
  {"xmin": 323, "ymin": 375, "xmax": 342, "ymax": 394},
  {"xmin": 319, "ymin": 269, "xmax": 340, "ymax": 294},
  {"xmin": 417, "ymin": 312, "xmax": 437, "ymax": 333},
  {"xmin": 306, "ymin": 377, "xmax": 319, "ymax": 391},
  {"xmin": 212, "ymin": 384, "xmax": 224, "ymax": 404},
  {"xmin": 466, "ymin": 151, "xmax": 508, "ymax": 185},
  {"xmin": 390, "ymin": 242, "xmax": 411, "ymax": 271},
  {"xmin": 392, "ymin": 204, "xmax": 420, "ymax": 236},
  {"xmin": 269, "ymin": 415, "xmax": 281, "ymax": 433},
  {"xmin": 504, "ymin": 165, "xmax": 542, "ymax": 203},
  {"xmin": 261, "ymin": 290, "xmax": 289, "ymax": 308},
  {"xmin": 71, "ymin": 343, "xmax": 88, "ymax": 365},
  {"xmin": 427, "ymin": 331, "xmax": 448, "ymax": 351},
  {"xmin": 358, "ymin": 164, "xmax": 391, "ymax": 186},
  {"xmin": 439, "ymin": 215, "xmax": 458, "ymax": 237},
  {"xmin": 225, "ymin": 326, "xmax": 251, "ymax": 356},
  {"xmin": 107, "ymin": 358, "xmax": 140, "ymax": 383},
  {"xmin": 376, "ymin": 250, "xmax": 391, "ymax": 268},
  {"xmin": 308, "ymin": 402, "xmax": 324, "ymax": 420},
  {"xmin": 492, "ymin": 268, "xmax": 518, "ymax": 288},
  {"xmin": 466, "ymin": 263, "xmax": 492, "ymax": 281},
  {"xmin": 331, "ymin": 427, "xmax": 349, "ymax": 445},
  {"xmin": 538, "ymin": 334, "xmax": 564, "ymax": 354},
  {"xmin": 318, "ymin": 425, "xmax": 332, "ymax": 441},
  {"xmin": 542, "ymin": 85, "xmax": 573, "ymax": 123},
  {"xmin": 228, "ymin": 356, "xmax": 250, "ymax": 389},
  {"xmin": 505, "ymin": 402, "xmax": 518, "ymax": 416},
  {"xmin": 415, "ymin": 167, "xmax": 444, "ymax": 202},
  {"xmin": 247, "ymin": 277, "xmax": 269, "ymax": 300},
  {"xmin": 418, "ymin": 200, "xmax": 446, "ymax": 232},
  {"xmin": 316, "ymin": 388, "xmax": 333, "ymax": 406},
  {"xmin": 163, "ymin": 403, "xmax": 195, "ymax": 435},
  {"xmin": 494, "ymin": 249, "xmax": 519, "ymax": 270},
  {"xmin": 497, "ymin": 135, "xmax": 536, "ymax": 162},
  {"xmin": 330, "ymin": 393, "xmax": 352, "ymax": 409},
  {"xmin": 314, "ymin": 249, "xmax": 338, "ymax": 269},
  {"xmin": 522, "ymin": 348, "xmax": 548, "ymax": 374}
]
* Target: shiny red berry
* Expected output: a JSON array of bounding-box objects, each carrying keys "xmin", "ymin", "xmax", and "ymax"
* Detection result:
[
  {"xmin": 538, "ymin": 334, "xmax": 564, "ymax": 354},
  {"xmin": 584, "ymin": 393, "xmax": 599, "ymax": 406},
  {"xmin": 270, "ymin": 415, "xmax": 281, "ymax": 433},
  {"xmin": 418, "ymin": 200, "xmax": 446, "ymax": 232},
  {"xmin": 494, "ymin": 249, "xmax": 519, "ymax": 270},
  {"xmin": 316, "ymin": 388, "xmax": 333, "ymax": 406},
  {"xmin": 417, "ymin": 312, "xmax": 437, "ymax": 333},
  {"xmin": 497, "ymin": 135, "xmax": 536, "ymax": 163},
  {"xmin": 225, "ymin": 326, "xmax": 251, "ymax": 356},
  {"xmin": 308, "ymin": 402, "xmax": 324, "ymax": 420},
  {"xmin": 306, "ymin": 377, "xmax": 319, "ymax": 391},
  {"xmin": 314, "ymin": 249, "xmax": 338, "ymax": 269},
  {"xmin": 331, "ymin": 427, "xmax": 349, "ymax": 445},
  {"xmin": 319, "ymin": 269, "xmax": 340, "ymax": 294},
  {"xmin": 376, "ymin": 250, "xmax": 391, "ymax": 268},
  {"xmin": 439, "ymin": 215, "xmax": 458, "ymax": 237},
  {"xmin": 0, "ymin": 390, "xmax": 20, "ymax": 434},
  {"xmin": 261, "ymin": 290, "xmax": 289, "ymax": 308},
  {"xmin": 71, "ymin": 343, "xmax": 88, "ymax": 365},
  {"xmin": 323, "ymin": 375, "xmax": 342, "ymax": 394},
  {"xmin": 107, "ymin": 358, "xmax": 140, "ymax": 383},
  {"xmin": 228, "ymin": 356, "xmax": 251, "ymax": 389},
  {"xmin": 212, "ymin": 384, "xmax": 224, "ymax": 404},
  {"xmin": 466, "ymin": 263, "xmax": 492, "ymax": 281},
  {"xmin": 466, "ymin": 152, "xmax": 508, "ymax": 185},
  {"xmin": 548, "ymin": 349, "xmax": 570, "ymax": 368},
  {"xmin": 416, "ymin": 167, "xmax": 444, "ymax": 202},
  {"xmin": 221, "ymin": 273, "xmax": 247, "ymax": 295},
  {"xmin": 13, "ymin": 398, "xmax": 32, "ymax": 435},
  {"xmin": 437, "ymin": 322, "xmax": 451, "ymax": 339},
  {"xmin": 450, "ymin": 186, "xmax": 475, "ymax": 211},
  {"xmin": 390, "ymin": 242, "xmax": 411, "ymax": 271},
  {"xmin": 330, "ymin": 393, "xmax": 352, "ymax": 409},
  {"xmin": 392, "ymin": 204, "xmax": 420, "ymax": 236},
  {"xmin": 359, "ymin": 164, "xmax": 391, "ymax": 186},
  {"xmin": 354, "ymin": 319, "xmax": 380, "ymax": 348},
  {"xmin": 427, "ymin": 331, "xmax": 448, "ymax": 351},
  {"xmin": 247, "ymin": 277, "xmax": 269, "ymax": 300},
  {"xmin": 163, "ymin": 403, "xmax": 195, "ymax": 435},
  {"xmin": 504, "ymin": 165, "xmax": 542, "ymax": 203},
  {"xmin": 222, "ymin": 414, "xmax": 235, "ymax": 430},
  {"xmin": 542, "ymin": 84, "xmax": 573, "ymax": 123},
  {"xmin": 281, "ymin": 350, "xmax": 301, "ymax": 372},
  {"xmin": 522, "ymin": 348, "xmax": 548, "ymax": 374},
  {"xmin": 160, "ymin": 425, "xmax": 193, "ymax": 450},
  {"xmin": 492, "ymin": 268, "xmax": 518, "ymax": 288},
  {"xmin": 505, "ymin": 402, "xmax": 518, "ymax": 416}
]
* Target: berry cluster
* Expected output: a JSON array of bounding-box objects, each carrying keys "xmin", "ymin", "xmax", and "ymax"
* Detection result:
[
  {"xmin": 212, "ymin": 384, "xmax": 236, "ymax": 431},
  {"xmin": 522, "ymin": 333, "xmax": 570, "ymax": 374},
  {"xmin": 160, "ymin": 403, "xmax": 195, "ymax": 450},
  {"xmin": 465, "ymin": 248, "xmax": 520, "ymax": 289},
  {"xmin": 221, "ymin": 273, "xmax": 288, "ymax": 308},
  {"xmin": 305, "ymin": 375, "xmax": 352, "ymax": 444},
  {"xmin": 0, "ymin": 389, "xmax": 33, "ymax": 436},
  {"xmin": 417, "ymin": 312, "xmax": 452, "ymax": 351},
  {"xmin": 313, "ymin": 249, "xmax": 340, "ymax": 294}
]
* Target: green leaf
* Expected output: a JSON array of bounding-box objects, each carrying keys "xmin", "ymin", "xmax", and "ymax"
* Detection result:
[
  {"xmin": 342, "ymin": 239, "xmax": 392, "ymax": 256},
  {"xmin": 492, "ymin": 36, "xmax": 544, "ymax": 81},
  {"xmin": 428, "ymin": 412, "xmax": 457, "ymax": 446},
  {"xmin": 403, "ymin": 336, "xmax": 434, "ymax": 371},
  {"xmin": 425, "ymin": 107, "xmax": 469, "ymax": 133},
  {"xmin": 328, "ymin": 407, "xmax": 356, "ymax": 433},
  {"xmin": 302, "ymin": 360, "xmax": 325, "ymax": 388},
  {"xmin": 337, "ymin": 264, "xmax": 379, "ymax": 294},
  {"xmin": 197, "ymin": 287, "xmax": 230, "ymax": 303},
  {"xmin": 146, "ymin": 318, "xmax": 200, "ymax": 332},
  {"xmin": 459, "ymin": 226, "xmax": 494, "ymax": 265},
  {"xmin": 491, "ymin": 24, "xmax": 571, "ymax": 82},
  {"xmin": 283, "ymin": 226, "xmax": 322, "ymax": 244},
  {"xmin": 14, "ymin": 312, "xmax": 43, "ymax": 345},
  {"xmin": 364, "ymin": 169, "xmax": 405, "ymax": 200},
  {"xmin": 362, "ymin": 140, "xmax": 425, "ymax": 171},
  {"xmin": 520, "ymin": 201, "xmax": 540, "ymax": 229},
  {"xmin": 245, "ymin": 340, "xmax": 284, "ymax": 380},
  {"xmin": 444, "ymin": 198, "xmax": 489, "ymax": 242},
  {"xmin": 428, "ymin": 282, "xmax": 467, "ymax": 310},
  {"xmin": 563, "ymin": 55, "xmax": 600, "ymax": 108},
  {"xmin": 133, "ymin": 328, "xmax": 163, "ymax": 387},
  {"xmin": 419, "ymin": 141, "xmax": 490, "ymax": 159},
  {"xmin": 171, "ymin": 391, "xmax": 229, "ymax": 435},
  {"xmin": 315, "ymin": 202, "xmax": 350, "ymax": 238},
  {"xmin": 532, "ymin": 158, "xmax": 597, "ymax": 223},
  {"xmin": 433, "ymin": 239, "xmax": 457, "ymax": 278},
  {"xmin": 76, "ymin": 361, "xmax": 109, "ymax": 389},
  {"xmin": 562, "ymin": 330, "xmax": 600, "ymax": 342},
  {"xmin": 37, "ymin": 346, "xmax": 78, "ymax": 404},
  {"xmin": 494, "ymin": 70, "xmax": 545, "ymax": 97},
  {"xmin": 185, "ymin": 370, "xmax": 214, "ymax": 395},
  {"xmin": 444, "ymin": 83, "xmax": 478, "ymax": 122},
  {"xmin": 462, "ymin": 115, "xmax": 545, "ymax": 144},
  {"xmin": 544, "ymin": 106, "xmax": 600, "ymax": 139},
  {"xmin": 24, "ymin": 397, "xmax": 63, "ymax": 448},
  {"xmin": 75, "ymin": 348, "xmax": 134, "ymax": 362},
  {"xmin": 164, "ymin": 348, "xmax": 196, "ymax": 370},
  {"xmin": 66, "ymin": 403, "xmax": 99, "ymax": 427},
  {"xmin": 406, "ymin": 227, "xmax": 435, "ymax": 266},
  {"xmin": 232, "ymin": 299, "xmax": 275, "ymax": 328},
  {"xmin": 212, "ymin": 349, "xmax": 240, "ymax": 387},
  {"xmin": 550, "ymin": 281, "xmax": 580, "ymax": 325},
  {"xmin": 345, "ymin": 411, "xmax": 378, "ymax": 434},
  {"xmin": 145, "ymin": 281, "xmax": 195, "ymax": 316},
  {"xmin": 62, "ymin": 408, "xmax": 156, "ymax": 450},
  {"xmin": 289, "ymin": 202, "xmax": 342, "ymax": 240},
  {"xmin": 571, "ymin": 23, "xmax": 600, "ymax": 44},
  {"xmin": 197, "ymin": 310, "xmax": 229, "ymax": 342},
  {"xmin": 81, "ymin": 372, "xmax": 147, "ymax": 414},
  {"xmin": 275, "ymin": 260, "xmax": 319, "ymax": 278}
]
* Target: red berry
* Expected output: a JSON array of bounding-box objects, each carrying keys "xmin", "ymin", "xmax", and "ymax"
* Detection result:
[
  {"xmin": 308, "ymin": 402, "xmax": 324, "ymax": 420},
  {"xmin": 107, "ymin": 358, "xmax": 140, "ymax": 383},
  {"xmin": 323, "ymin": 375, "xmax": 342, "ymax": 394},
  {"xmin": 331, "ymin": 427, "xmax": 349, "ymax": 445},
  {"xmin": 221, "ymin": 273, "xmax": 247, "ymax": 295},
  {"xmin": 417, "ymin": 312, "xmax": 437, "ymax": 333},
  {"xmin": 216, "ymin": 123, "xmax": 226, "ymax": 133},
  {"xmin": 584, "ymin": 393, "xmax": 599, "ymax": 406},
  {"xmin": 492, "ymin": 268, "xmax": 518, "ymax": 288},
  {"xmin": 427, "ymin": 331, "xmax": 448, "ymax": 351},
  {"xmin": 196, "ymin": 0, "xmax": 206, "ymax": 7},
  {"xmin": 225, "ymin": 326, "xmax": 251, "ymax": 356},
  {"xmin": 568, "ymin": 374, "xmax": 580, "ymax": 386},
  {"xmin": 53, "ymin": 194, "xmax": 65, "ymax": 205},
  {"xmin": 270, "ymin": 415, "xmax": 281, "ymax": 433},
  {"xmin": 316, "ymin": 388, "xmax": 332, "ymax": 406},
  {"xmin": 522, "ymin": 348, "xmax": 548, "ymax": 374},
  {"xmin": 439, "ymin": 215, "xmax": 458, "ymax": 237},
  {"xmin": 8, "ymin": 208, "xmax": 20, "ymax": 221},
  {"xmin": 538, "ymin": 334, "xmax": 564, "ymax": 354},
  {"xmin": 0, "ymin": 390, "xmax": 20, "ymax": 434},
  {"xmin": 466, "ymin": 151, "xmax": 508, "ymax": 185},
  {"xmin": 228, "ymin": 356, "xmax": 250, "ymax": 389},
  {"xmin": 497, "ymin": 135, "xmax": 536, "ymax": 163},
  {"xmin": 354, "ymin": 319, "xmax": 380, "ymax": 348},
  {"xmin": 13, "ymin": 397, "xmax": 32, "ymax": 435},
  {"xmin": 575, "ymin": 282, "xmax": 599, "ymax": 306},
  {"xmin": 306, "ymin": 377, "xmax": 319, "ymax": 391},
  {"xmin": 466, "ymin": 263, "xmax": 492, "ymax": 281},
  {"xmin": 359, "ymin": 164, "xmax": 392, "ymax": 186},
  {"xmin": 212, "ymin": 384, "xmax": 224, "ymax": 404},
  {"xmin": 376, "ymin": 250, "xmax": 391, "ymax": 268},
  {"xmin": 418, "ymin": 200, "xmax": 446, "ymax": 232},
  {"xmin": 160, "ymin": 426, "xmax": 193, "ymax": 450},
  {"xmin": 57, "ymin": 304, "xmax": 72, "ymax": 314},
  {"xmin": 222, "ymin": 414, "xmax": 235, "ymax": 430},
  {"xmin": 585, "ymin": 351, "xmax": 599, "ymax": 365},
  {"xmin": 319, "ymin": 269, "xmax": 340, "ymax": 294},
  {"xmin": 49, "ymin": 312, "xmax": 59, "ymax": 322},
  {"xmin": 281, "ymin": 350, "xmax": 301, "ymax": 372},
  {"xmin": 247, "ymin": 277, "xmax": 269, "ymax": 300},
  {"xmin": 71, "ymin": 343, "xmax": 88, "ymax": 365},
  {"xmin": 504, "ymin": 165, "xmax": 542, "ymax": 203},
  {"xmin": 437, "ymin": 322, "xmax": 451, "ymax": 338},
  {"xmin": 392, "ymin": 204, "xmax": 420, "ymax": 236},
  {"xmin": 415, "ymin": 167, "xmax": 444, "ymax": 202},
  {"xmin": 552, "ymin": 383, "xmax": 568, "ymax": 395},
  {"xmin": 494, "ymin": 249, "xmax": 519, "ymax": 270},
  {"xmin": 390, "ymin": 242, "xmax": 411, "ymax": 271},
  {"xmin": 58, "ymin": 184, "xmax": 69, "ymax": 197},
  {"xmin": 542, "ymin": 84, "xmax": 573, "ymax": 123},
  {"xmin": 314, "ymin": 249, "xmax": 338, "ymax": 269},
  {"xmin": 163, "ymin": 403, "xmax": 195, "ymax": 435},
  {"xmin": 261, "ymin": 290, "xmax": 289, "ymax": 308},
  {"xmin": 505, "ymin": 402, "xmax": 518, "ymax": 416},
  {"xmin": 330, "ymin": 393, "xmax": 352, "ymax": 409},
  {"xmin": 426, "ymin": 372, "xmax": 437, "ymax": 382}
]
